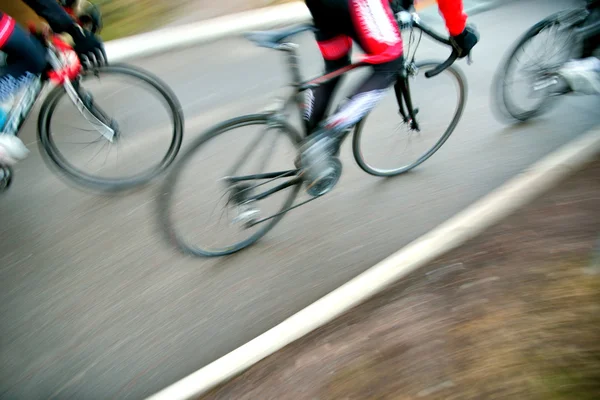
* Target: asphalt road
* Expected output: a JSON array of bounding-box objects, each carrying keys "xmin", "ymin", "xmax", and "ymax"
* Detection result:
[{"xmin": 1, "ymin": 0, "xmax": 599, "ymax": 399}]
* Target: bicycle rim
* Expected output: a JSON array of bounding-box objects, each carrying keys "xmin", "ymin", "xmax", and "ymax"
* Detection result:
[
  {"xmin": 353, "ymin": 61, "xmax": 466, "ymax": 177},
  {"xmin": 494, "ymin": 10, "xmax": 585, "ymax": 122},
  {"xmin": 159, "ymin": 114, "xmax": 302, "ymax": 257},
  {"xmin": 38, "ymin": 64, "xmax": 184, "ymax": 192}
]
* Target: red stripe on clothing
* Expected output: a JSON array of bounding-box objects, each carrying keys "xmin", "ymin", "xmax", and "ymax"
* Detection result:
[
  {"xmin": 438, "ymin": 0, "xmax": 467, "ymax": 36},
  {"xmin": 0, "ymin": 14, "xmax": 16, "ymax": 49},
  {"xmin": 349, "ymin": 0, "xmax": 403, "ymax": 64},
  {"xmin": 317, "ymin": 35, "xmax": 352, "ymax": 60}
]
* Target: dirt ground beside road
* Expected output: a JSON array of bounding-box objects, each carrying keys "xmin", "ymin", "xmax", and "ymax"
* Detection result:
[{"xmin": 201, "ymin": 157, "xmax": 600, "ymax": 400}]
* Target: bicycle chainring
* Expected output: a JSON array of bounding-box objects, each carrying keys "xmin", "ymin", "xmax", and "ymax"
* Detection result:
[{"xmin": 305, "ymin": 157, "xmax": 342, "ymax": 197}]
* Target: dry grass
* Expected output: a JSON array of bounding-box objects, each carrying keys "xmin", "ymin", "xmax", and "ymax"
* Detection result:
[
  {"xmin": 202, "ymin": 159, "xmax": 600, "ymax": 400},
  {"xmin": 94, "ymin": 0, "xmax": 290, "ymax": 40},
  {"xmin": 314, "ymin": 258, "xmax": 600, "ymax": 400},
  {"xmin": 94, "ymin": 0, "xmax": 179, "ymax": 41},
  {"xmin": 86, "ymin": 0, "xmax": 440, "ymax": 40}
]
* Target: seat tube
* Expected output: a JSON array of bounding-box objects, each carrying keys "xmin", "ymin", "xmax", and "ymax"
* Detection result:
[{"xmin": 279, "ymin": 44, "xmax": 302, "ymax": 86}]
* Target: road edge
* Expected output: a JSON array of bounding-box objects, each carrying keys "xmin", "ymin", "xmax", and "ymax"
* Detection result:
[
  {"xmin": 105, "ymin": 0, "xmax": 504, "ymax": 62},
  {"xmin": 145, "ymin": 126, "xmax": 600, "ymax": 400}
]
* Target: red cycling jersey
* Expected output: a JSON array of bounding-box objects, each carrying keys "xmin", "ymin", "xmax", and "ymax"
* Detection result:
[
  {"xmin": 435, "ymin": 0, "xmax": 468, "ymax": 36},
  {"xmin": 309, "ymin": 0, "xmax": 467, "ymax": 65}
]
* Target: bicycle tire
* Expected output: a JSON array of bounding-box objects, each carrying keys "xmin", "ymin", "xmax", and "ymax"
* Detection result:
[
  {"xmin": 159, "ymin": 114, "xmax": 302, "ymax": 257},
  {"xmin": 37, "ymin": 63, "xmax": 184, "ymax": 192},
  {"xmin": 492, "ymin": 9, "xmax": 587, "ymax": 123},
  {"xmin": 353, "ymin": 60, "xmax": 466, "ymax": 177},
  {"xmin": 0, "ymin": 166, "xmax": 13, "ymax": 193}
]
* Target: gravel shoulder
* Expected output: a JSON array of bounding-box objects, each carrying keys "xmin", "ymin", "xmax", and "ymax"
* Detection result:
[{"xmin": 200, "ymin": 157, "xmax": 600, "ymax": 400}]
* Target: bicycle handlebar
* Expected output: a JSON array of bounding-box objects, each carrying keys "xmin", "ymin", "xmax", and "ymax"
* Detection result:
[
  {"xmin": 424, "ymin": 49, "xmax": 459, "ymax": 78},
  {"xmin": 402, "ymin": 11, "xmax": 465, "ymax": 78}
]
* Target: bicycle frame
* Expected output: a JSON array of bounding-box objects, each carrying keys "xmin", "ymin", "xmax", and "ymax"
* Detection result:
[
  {"xmin": 262, "ymin": 11, "xmax": 457, "ymax": 138},
  {"xmin": 224, "ymin": 11, "xmax": 463, "ymax": 217},
  {"xmin": 1, "ymin": 35, "xmax": 115, "ymax": 142}
]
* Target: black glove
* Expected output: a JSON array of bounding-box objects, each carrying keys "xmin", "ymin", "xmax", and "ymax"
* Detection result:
[
  {"xmin": 450, "ymin": 25, "xmax": 479, "ymax": 59},
  {"xmin": 67, "ymin": 24, "xmax": 107, "ymax": 68},
  {"xmin": 390, "ymin": 0, "xmax": 414, "ymax": 14}
]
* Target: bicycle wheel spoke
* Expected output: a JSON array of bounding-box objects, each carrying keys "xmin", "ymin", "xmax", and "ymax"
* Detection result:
[
  {"xmin": 257, "ymin": 130, "xmax": 280, "ymax": 173},
  {"xmin": 160, "ymin": 115, "xmax": 301, "ymax": 256},
  {"xmin": 86, "ymin": 138, "xmax": 110, "ymax": 166},
  {"xmin": 497, "ymin": 12, "xmax": 580, "ymax": 122},
  {"xmin": 226, "ymin": 126, "xmax": 270, "ymax": 177},
  {"xmin": 353, "ymin": 61, "xmax": 465, "ymax": 176},
  {"xmin": 102, "ymin": 141, "xmax": 113, "ymax": 168}
]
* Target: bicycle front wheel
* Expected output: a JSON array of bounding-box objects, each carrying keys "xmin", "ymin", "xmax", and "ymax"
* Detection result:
[
  {"xmin": 38, "ymin": 63, "xmax": 184, "ymax": 192},
  {"xmin": 159, "ymin": 114, "xmax": 302, "ymax": 257},
  {"xmin": 492, "ymin": 9, "xmax": 586, "ymax": 122},
  {"xmin": 353, "ymin": 60, "xmax": 466, "ymax": 177}
]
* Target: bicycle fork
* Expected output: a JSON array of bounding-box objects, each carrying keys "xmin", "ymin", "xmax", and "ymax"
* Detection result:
[{"xmin": 394, "ymin": 72, "xmax": 421, "ymax": 131}]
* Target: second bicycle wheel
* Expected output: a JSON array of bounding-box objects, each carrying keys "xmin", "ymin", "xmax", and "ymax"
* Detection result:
[
  {"xmin": 38, "ymin": 63, "xmax": 184, "ymax": 192},
  {"xmin": 492, "ymin": 9, "xmax": 587, "ymax": 122},
  {"xmin": 353, "ymin": 60, "xmax": 466, "ymax": 177},
  {"xmin": 159, "ymin": 114, "xmax": 302, "ymax": 257}
]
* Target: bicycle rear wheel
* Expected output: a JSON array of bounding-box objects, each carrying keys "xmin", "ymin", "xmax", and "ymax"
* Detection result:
[
  {"xmin": 353, "ymin": 60, "xmax": 466, "ymax": 177},
  {"xmin": 159, "ymin": 114, "xmax": 302, "ymax": 257},
  {"xmin": 38, "ymin": 63, "xmax": 184, "ymax": 192}
]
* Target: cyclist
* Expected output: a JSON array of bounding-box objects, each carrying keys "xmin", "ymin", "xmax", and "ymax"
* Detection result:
[
  {"xmin": 556, "ymin": 0, "xmax": 600, "ymax": 94},
  {"xmin": 0, "ymin": 0, "xmax": 106, "ymax": 167},
  {"xmin": 298, "ymin": 0, "xmax": 478, "ymax": 185}
]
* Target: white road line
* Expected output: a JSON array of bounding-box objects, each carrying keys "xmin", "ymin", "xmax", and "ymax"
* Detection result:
[
  {"xmin": 106, "ymin": 2, "xmax": 312, "ymax": 62},
  {"xmin": 105, "ymin": 0, "xmax": 505, "ymax": 63},
  {"xmin": 146, "ymin": 126, "xmax": 600, "ymax": 400}
]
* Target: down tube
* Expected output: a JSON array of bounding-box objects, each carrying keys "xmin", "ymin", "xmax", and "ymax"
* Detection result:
[{"xmin": 2, "ymin": 77, "xmax": 45, "ymax": 136}]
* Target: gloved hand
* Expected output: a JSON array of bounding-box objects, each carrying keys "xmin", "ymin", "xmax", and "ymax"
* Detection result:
[
  {"xmin": 450, "ymin": 25, "xmax": 479, "ymax": 59},
  {"xmin": 389, "ymin": 0, "xmax": 414, "ymax": 14},
  {"xmin": 67, "ymin": 24, "xmax": 107, "ymax": 68}
]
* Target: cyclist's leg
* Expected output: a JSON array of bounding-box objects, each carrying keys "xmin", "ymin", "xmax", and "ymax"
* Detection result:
[
  {"xmin": 0, "ymin": 13, "xmax": 44, "ymax": 165},
  {"xmin": 319, "ymin": 0, "xmax": 404, "ymax": 132},
  {"xmin": 0, "ymin": 14, "xmax": 47, "ymax": 81},
  {"xmin": 304, "ymin": 0, "xmax": 353, "ymax": 134},
  {"xmin": 303, "ymin": 33, "xmax": 352, "ymax": 133},
  {"xmin": 0, "ymin": 13, "xmax": 47, "ymax": 79},
  {"xmin": 557, "ymin": 4, "xmax": 600, "ymax": 95}
]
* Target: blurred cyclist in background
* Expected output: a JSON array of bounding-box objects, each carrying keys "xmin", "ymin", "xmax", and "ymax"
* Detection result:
[
  {"xmin": 557, "ymin": 0, "xmax": 600, "ymax": 94},
  {"xmin": 0, "ymin": 0, "xmax": 105, "ymax": 167}
]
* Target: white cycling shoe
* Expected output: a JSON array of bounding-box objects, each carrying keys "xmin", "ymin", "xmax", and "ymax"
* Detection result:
[
  {"xmin": 557, "ymin": 57, "xmax": 600, "ymax": 95},
  {"xmin": 0, "ymin": 135, "xmax": 29, "ymax": 166}
]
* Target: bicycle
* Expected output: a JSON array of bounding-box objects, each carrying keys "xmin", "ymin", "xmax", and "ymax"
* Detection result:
[
  {"xmin": 492, "ymin": 0, "xmax": 600, "ymax": 122},
  {"xmin": 0, "ymin": 31, "xmax": 184, "ymax": 193},
  {"xmin": 159, "ymin": 10, "xmax": 469, "ymax": 257}
]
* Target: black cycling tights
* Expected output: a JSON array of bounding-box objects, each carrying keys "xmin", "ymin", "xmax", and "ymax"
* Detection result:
[
  {"xmin": 0, "ymin": 15, "xmax": 47, "ymax": 101},
  {"xmin": 303, "ymin": 0, "xmax": 405, "ymax": 135},
  {"xmin": 303, "ymin": 54, "xmax": 403, "ymax": 134}
]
